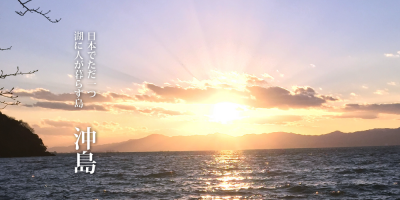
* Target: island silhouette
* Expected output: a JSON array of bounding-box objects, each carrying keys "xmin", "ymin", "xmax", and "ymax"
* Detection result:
[
  {"xmin": 0, "ymin": 112, "xmax": 54, "ymax": 157},
  {"xmin": 49, "ymin": 127, "xmax": 400, "ymax": 153}
]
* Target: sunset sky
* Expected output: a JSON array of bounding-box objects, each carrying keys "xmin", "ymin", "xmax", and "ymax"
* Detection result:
[{"xmin": 1, "ymin": 0, "xmax": 399, "ymax": 147}]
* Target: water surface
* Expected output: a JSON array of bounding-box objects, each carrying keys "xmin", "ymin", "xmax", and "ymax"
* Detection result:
[{"xmin": 0, "ymin": 146, "xmax": 399, "ymax": 199}]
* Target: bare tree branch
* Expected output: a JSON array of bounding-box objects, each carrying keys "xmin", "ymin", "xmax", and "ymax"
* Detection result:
[
  {"xmin": 0, "ymin": 67, "xmax": 38, "ymax": 109},
  {"xmin": 0, "ymin": 46, "xmax": 12, "ymax": 51},
  {"xmin": 15, "ymin": 0, "xmax": 61, "ymax": 23},
  {"xmin": 0, "ymin": 100, "xmax": 20, "ymax": 109},
  {"xmin": 0, "ymin": 87, "xmax": 21, "ymax": 109},
  {"xmin": 0, "ymin": 87, "xmax": 18, "ymax": 100},
  {"xmin": 0, "ymin": 87, "xmax": 20, "ymax": 109},
  {"xmin": 1, "ymin": 1, "xmax": 56, "ymax": 109},
  {"xmin": 0, "ymin": 67, "xmax": 38, "ymax": 79}
]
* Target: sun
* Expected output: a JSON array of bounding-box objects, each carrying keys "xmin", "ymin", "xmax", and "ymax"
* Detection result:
[{"xmin": 210, "ymin": 102, "xmax": 242, "ymax": 124}]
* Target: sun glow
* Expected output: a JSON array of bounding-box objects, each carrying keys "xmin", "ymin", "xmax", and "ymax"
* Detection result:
[{"xmin": 210, "ymin": 102, "xmax": 243, "ymax": 124}]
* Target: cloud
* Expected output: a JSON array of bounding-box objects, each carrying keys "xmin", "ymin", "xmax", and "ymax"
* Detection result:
[
  {"xmin": 374, "ymin": 89, "xmax": 389, "ymax": 95},
  {"xmin": 25, "ymin": 74, "xmax": 35, "ymax": 79},
  {"xmin": 384, "ymin": 53, "xmax": 399, "ymax": 58},
  {"xmin": 18, "ymin": 73, "xmax": 339, "ymax": 111},
  {"xmin": 138, "ymin": 107, "xmax": 194, "ymax": 116},
  {"xmin": 37, "ymin": 118, "xmax": 121, "ymax": 130},
  {"xmin": 342, "ymin": 103, "xmax": 400, "ymax": 115},
  {"xmin": 22, "ymin": 95, "xmax": 192, "ymax": 116},
  {"xmin": 15, "ymin": 88, "xmax": 135, "ymax": 103},
  {"xmin": 31, "ymin": 125, "xmax": 73, "ymax": 136},
  {"xmin": 276, "ymin": 70, "xmax": 284, "ymax": 77},
  {"xmin": 41, "ymin": 119, "xmax": 89, "ymax": 128},
  {"xmin": 145, "ymin": 82, "xmax": 338, "ymax": 109},
  {"xmin": 387, "ymin": 82, "xmax": 396, "ymax": 86},
  {"xmin": 246, "ymin": 74, "xmax": 269, "ymax": 86},
  {"xmin": 33, "ymin": 119, "xmax": 138, "ymax": 136},
  {"xmin": 261, "ymin": 73, "xmax": 274, "ymax": 80},
  {"xmin": 25, "ymin": 101, "xmax": 109, "ymax": 111},
  {"xmin": 107, "ymin": 93, "xmax": 136, "ymax": 101},
  {"xmin": 332, "ymin": 112, "xmax": 378, "ymax": 119},
  {"xmin": 112, "ymin": 104, "xmax": 193, "ymax": 116},
  {"xmin": 171, "ymin": 71, "xmax": 272, "ymax": 90},
  {"xmin": 246, "ymin": 86, "xmax": 338, "ymax": 109},
  {"xmin": 112, "ymin": 104, "xmax": 137, "ymax": 111},
  {"xmin": 239, "ymin": 115, "xmax": 303, "ymax": 125},
  {"xmin": 134, "ymin": 94, "xmax": 179, "ymax": 103},
  {"xmin": 16, "ymin": 88, "xmax": 75, "ymax": 101},
  {"xmin": 146, "ymin": 83, "xmax": 247, "ymax": 104}
]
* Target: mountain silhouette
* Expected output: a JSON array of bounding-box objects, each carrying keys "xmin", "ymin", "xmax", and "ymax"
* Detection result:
[
  {"xmin": 49, "ymin": 127, "xmax": 400, "ymax": 153},
  {"xmin": 0, "ymin": 112, "xmax": 54, "ymax": 157}
]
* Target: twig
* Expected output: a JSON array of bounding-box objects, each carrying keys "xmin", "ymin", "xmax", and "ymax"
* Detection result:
[
  {"xmin": 15, "ymin": 0, "xmax": 61, "ymax": 23},
  {"xmin": 0, "ymin": 87, "xmax": 18, "ymax": 100},
  {"xmin": 0, "ymin": 67, "xmax": 38, "ymax": 109},
  {"xmin": 0, "ymin": 67, "xmax": 38, "ymax": 79},
  {"xmin": 0, "ymin": 100, "xmax": 21, "ymax": 109},
  {"xmin": 0, "ymin": 46, "xmax": 12, "ymax": 51}
]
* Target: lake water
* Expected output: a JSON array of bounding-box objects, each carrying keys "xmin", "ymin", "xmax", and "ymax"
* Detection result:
[{"xmin": 0, "ymin": 146, "xmax": 399, "ymax": 199}]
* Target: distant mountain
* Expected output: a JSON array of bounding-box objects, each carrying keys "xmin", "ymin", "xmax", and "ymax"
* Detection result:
[
  {"xmin": 49, "ymin": 127, "xmax": 400, "ymax": 153},
  {"xmin": 0, "ymin": 112, "xmax": 54, "ymax": 157}
]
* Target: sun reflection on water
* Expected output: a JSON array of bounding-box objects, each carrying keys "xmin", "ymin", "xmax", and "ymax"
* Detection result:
[{"xmin": 200, "ymin": 150, "xmax": 256, "ymax": 197}]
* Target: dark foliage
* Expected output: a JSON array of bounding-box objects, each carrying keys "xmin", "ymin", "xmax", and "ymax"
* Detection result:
[{"xmin": 0, "ymin": 112, "xmax": 54, "ymax": 157}]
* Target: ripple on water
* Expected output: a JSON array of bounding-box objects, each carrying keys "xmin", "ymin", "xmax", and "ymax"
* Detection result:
[{"xmin": 0, "ymin": 146, "xmax": 399, "ymax": 199}]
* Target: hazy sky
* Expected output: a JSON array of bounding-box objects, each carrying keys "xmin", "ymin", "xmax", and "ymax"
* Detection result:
[{"xmin": 1, "ymin": 0, "xmax": 399, "ymax": 147}]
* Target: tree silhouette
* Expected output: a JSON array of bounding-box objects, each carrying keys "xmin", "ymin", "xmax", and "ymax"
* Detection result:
[
  {"xmin": 0, "ymin": 112, "xmax": 54, "ymax": 157},
  {"xmin": 0, "ymin": 0, "xmax": 60, "ymax": 109},
  {"xmin": 0, "ymin": 1, "xmax": 60, "ymax": 157}
]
